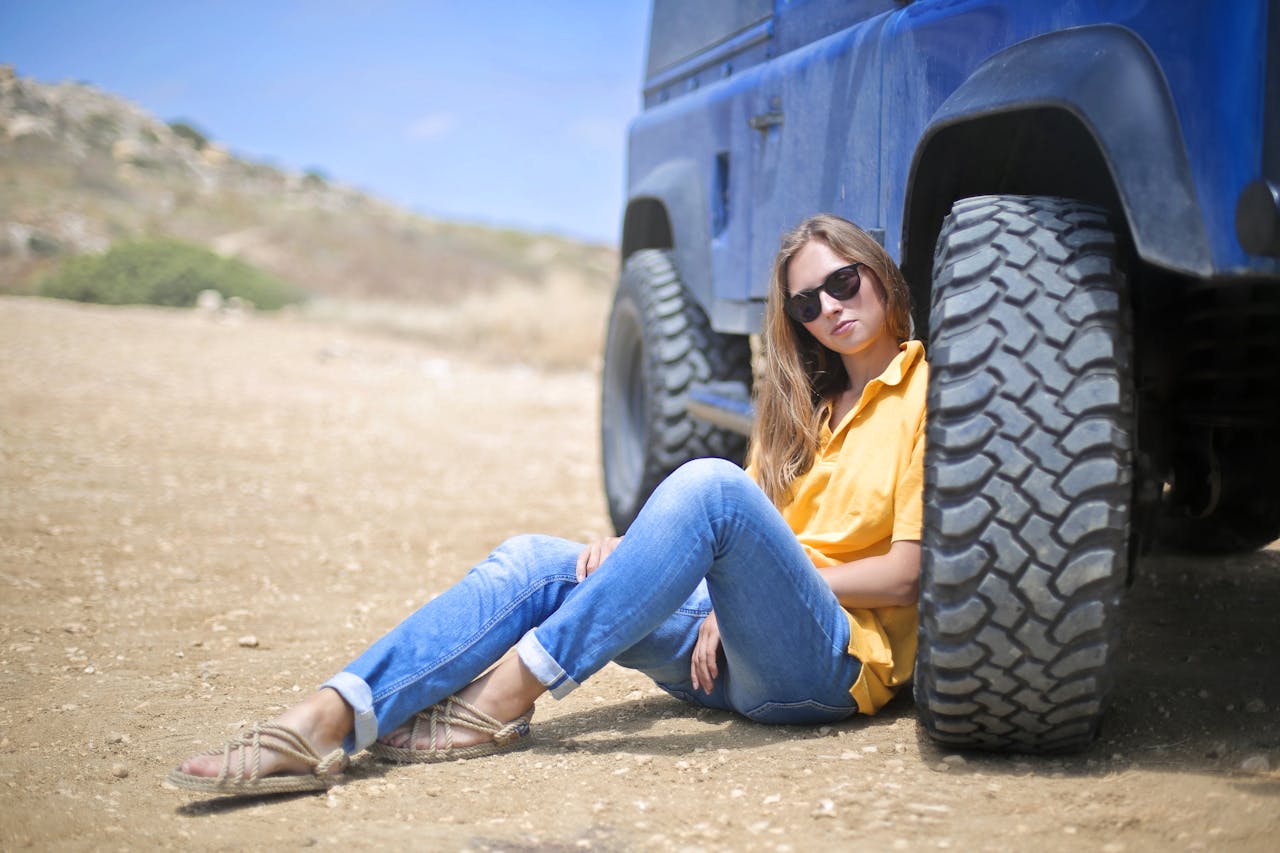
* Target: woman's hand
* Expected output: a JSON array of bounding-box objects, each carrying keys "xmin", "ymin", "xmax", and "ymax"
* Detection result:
[
  {"xmin": 576, "ymin": 536, "xmax": 623, "ymax": 581},
  {"xmin": 691, "ymin": 611, "xmax": 722, "ymax": 694}
]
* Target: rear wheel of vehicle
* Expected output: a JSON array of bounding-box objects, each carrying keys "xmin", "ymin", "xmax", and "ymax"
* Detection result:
[
  {"xmin": 601, "ymin": 249, "xmax": 752, "ymax": 532},
  {"xmin": 916, "ymin": 195, "xmax": 1133, "ymax": 752}
]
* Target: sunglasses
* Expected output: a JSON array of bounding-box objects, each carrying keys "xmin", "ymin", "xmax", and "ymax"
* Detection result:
[{"xmin": 784, "ymin": 263, "xmax": 864, "ymax": 323}]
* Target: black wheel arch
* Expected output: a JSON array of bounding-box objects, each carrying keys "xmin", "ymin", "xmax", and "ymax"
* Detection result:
[
  {"xmin": 900, "ymin": 23, "xmax": 1211, "ymax": 332},
  {"xmin": 622, "ymin": 158, "xmax": 715, "ymax": 318}
]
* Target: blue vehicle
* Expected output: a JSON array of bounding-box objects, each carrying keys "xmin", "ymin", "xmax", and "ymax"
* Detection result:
[{"xmin": 601, "ymin": 0, "xmax": 1280, "ymax": 752}]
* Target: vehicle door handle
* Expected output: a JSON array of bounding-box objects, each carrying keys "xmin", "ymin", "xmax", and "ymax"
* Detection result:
[{"xmin": 748, "ymin": 111, "xmax": 784, "ymax": 131}]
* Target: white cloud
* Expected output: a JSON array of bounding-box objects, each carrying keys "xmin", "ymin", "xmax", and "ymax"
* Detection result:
[{"xmin": 406, "ymin": 113, "xmax": 459, "ymax": 141}]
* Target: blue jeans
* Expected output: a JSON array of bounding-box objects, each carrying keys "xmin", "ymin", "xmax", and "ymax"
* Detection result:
[{"xmin": 323, "ymin": 458, "xmax": 860, "ymax": 752}]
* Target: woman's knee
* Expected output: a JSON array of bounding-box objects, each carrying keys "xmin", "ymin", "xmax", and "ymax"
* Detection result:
[
  {"xmin": 480, "ymin": 534, "xmax": 580, "ymax": 582},
  {"xmin": 662, "ymin": 458, "xmax": 754, "ymax": 502}
]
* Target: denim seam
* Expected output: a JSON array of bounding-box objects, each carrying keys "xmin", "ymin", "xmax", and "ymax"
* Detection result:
[{"xmin": 369, "ymin": 572, "xmax": 578, "ymax": 705}]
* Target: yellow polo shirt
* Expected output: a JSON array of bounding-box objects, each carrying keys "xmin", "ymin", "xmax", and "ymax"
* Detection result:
[{"xmin": 778, "ymin": 340, "xmax": 927, "ymax": 714}]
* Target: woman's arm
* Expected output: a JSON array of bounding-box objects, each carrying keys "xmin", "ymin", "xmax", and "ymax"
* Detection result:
[{"xmin": 816, "ymin": 539, "xmax": 921, "ymax": 608}]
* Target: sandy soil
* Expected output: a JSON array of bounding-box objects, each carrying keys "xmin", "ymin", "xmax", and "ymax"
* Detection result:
[{"xmin": 1, "ymin": 296, "xmax": 1277, "ymax": 852}]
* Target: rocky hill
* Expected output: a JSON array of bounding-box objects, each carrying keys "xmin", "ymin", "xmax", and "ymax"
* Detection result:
[{"xmin": 0, "ymin": 65, "xmax": 616, "ymax": 303}]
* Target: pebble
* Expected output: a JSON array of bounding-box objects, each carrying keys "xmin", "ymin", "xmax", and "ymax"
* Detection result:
[
  {"xmin": 942, "ymin": 754, "xmax": 967, "ymax": 766},
  {"xmin": 1244, "ymin": 698, "xmax": 1267, "ymax": 714},
  {"xmin": 237, "ymin": 635, "xmax": 259, "ymax": 648},
  {"xmin": 812, "ymin": 799, "xmax": 836, "ymax": 818},
  {"xmin": 1240, "ymin": 754, "xmax": 1271, "ymax": 773},
  {"xmin": 110, "ymin": 763, "xmax": 129, "ymax": 779},
  {"xmin": 106, "ymin": 733, "xmax": 130, "ymax": 745}
]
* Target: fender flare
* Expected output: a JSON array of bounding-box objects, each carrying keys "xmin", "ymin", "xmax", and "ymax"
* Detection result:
[
  {"xmin": 623, "ymin": 158, "xmax": 714, "ymax": 313},
  {"xmin": 903, "ymin": 24, "xmax": 1211, "ymax": 278}
]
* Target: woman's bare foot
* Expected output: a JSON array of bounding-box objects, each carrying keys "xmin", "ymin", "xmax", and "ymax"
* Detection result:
[
  {"xmin": 377, "ymin": 656, "xmax": 544, "ymax": 750},
  {"xmin": 176, "ymin": 687, "xmax": 354, "ymax": 780}
]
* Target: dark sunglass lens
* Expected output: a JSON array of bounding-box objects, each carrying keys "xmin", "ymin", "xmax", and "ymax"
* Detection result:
[
  {"xmin": 797, "ymin": 297, "xmax": 821, "ymax": 323},
  {"xmin": 786, "ymin": 293, "xmax": 820, "ymax": 323},
  {"xmin": 825, "ymin": 266, "xmax": 861, "ymax": 300}
]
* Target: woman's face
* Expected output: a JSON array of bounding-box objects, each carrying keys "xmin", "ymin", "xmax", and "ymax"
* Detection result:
[{"xmin": 786, "ymin": 238, "xmax": 892, "ymax": 360}]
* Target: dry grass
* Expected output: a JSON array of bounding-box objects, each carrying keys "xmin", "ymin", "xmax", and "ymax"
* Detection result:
[{"xmin": 300, "ymin": 265, "xmax": 613, "ymax": 373}]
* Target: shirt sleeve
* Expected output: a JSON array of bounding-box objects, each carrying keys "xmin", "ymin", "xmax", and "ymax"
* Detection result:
[{"xmin": 892, "ymin": 418, "xmax": 925, "ymax": 542}]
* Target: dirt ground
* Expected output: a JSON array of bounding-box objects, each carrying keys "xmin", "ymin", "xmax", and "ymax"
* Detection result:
[{"xmin": 1, "ymin": 295, "xmax": 1277, "ymax": 852}]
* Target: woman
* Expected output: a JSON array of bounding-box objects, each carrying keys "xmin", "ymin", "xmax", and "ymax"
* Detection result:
[{"xmin": 171, "ymin": 214, "xmax": 927, "ymax": 796}]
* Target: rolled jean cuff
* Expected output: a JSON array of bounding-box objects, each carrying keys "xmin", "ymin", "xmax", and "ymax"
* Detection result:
[
  {"xmin": 321, "ymin": 671, "xmax": 378, "ymax": 753},
  {"xmin": 516, "ymin": 628, "xmax": 579, "ymax": 699}
]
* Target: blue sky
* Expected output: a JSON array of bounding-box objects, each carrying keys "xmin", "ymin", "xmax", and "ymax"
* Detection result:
[{"xmin": 0, "ymin": 1, "xmax": 651, "ymax": 244}]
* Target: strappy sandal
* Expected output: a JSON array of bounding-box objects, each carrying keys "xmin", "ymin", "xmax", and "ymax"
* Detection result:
[
  {"xmin": 167, "ymin": 722, "xmax": 348, "ymax": 796},
  {"xmin": 368, "ymin": 695, "xmax": 532, "ymax": 764}
]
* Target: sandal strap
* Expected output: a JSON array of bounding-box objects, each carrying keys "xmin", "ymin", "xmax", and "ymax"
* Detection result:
[
  {"xmin": 417, "ymin": 695, "xmax": 528, "ymax": 750},
  {"xmin": 209, "ymin": 722, "xmax": 346, "ymax": 784}
]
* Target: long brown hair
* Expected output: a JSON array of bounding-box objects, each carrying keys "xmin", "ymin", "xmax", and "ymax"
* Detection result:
[{"xmin": 751, "ymin": 214, "xmax": 913, "ymax": 508}]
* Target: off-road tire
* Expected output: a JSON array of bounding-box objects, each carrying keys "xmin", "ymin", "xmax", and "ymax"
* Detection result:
[
  {"xmin": 601, "ymin": 249, "xmax": 752, "ymax": 532},
  {"xmin": 916, "ymin": 195, "xmax": 1133, "ymax": 752}
]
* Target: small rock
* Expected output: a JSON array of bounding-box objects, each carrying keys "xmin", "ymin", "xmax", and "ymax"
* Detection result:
[
  {"xmin": 812, "ymin": 799, "xmax": 837, "ymax": 818},
  {"xmin": 935, "ymin": 762, "xmax": 952, "ymax": 772},
  {"xmin": 942, "ymin": 754, "xmax": 967, "ymax": 766},
  {"xmin": 817, "ymin": 726, "xmax": 833, "ymax": 736},
  {"xmin": 861, "ymin": 745, "xmax": 878, "ymax": 754},
  {"xmin": 106, "ymin": 733, "xmax": 129, "ymax": 745},
  {"xmin": 110, "ymin": 763, "xmax": 129, "ymax": 779},
  {"xmin": 237, "ymin": 635, "xmax": 259, "ymax": 648},
  {"xmin": 1244, "ymin": 698, "xmax": 1267, "ymax": 714},
  {"xmin": 730, "ymin": 789, "xmax": 746, "ymax": 799},
  {"xmin": 762, "ymin": 794, "xmax": 781, "ymax": 805},
  {"xmin": 1240, "ymin": 754, "xmax": 1271, "ymax": 773},
  {"xmin": 1206, "ymin": 741, "xmax": 1227, "ymax": 759}
]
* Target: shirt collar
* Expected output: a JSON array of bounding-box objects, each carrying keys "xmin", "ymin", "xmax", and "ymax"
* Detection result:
[
  {"xmin": 873, "ymin": 339, "xmax": 924, "ymax": 391},
  {"xmin": 824, "ymin": 340, "xmax": 925, "ymax": 438}
]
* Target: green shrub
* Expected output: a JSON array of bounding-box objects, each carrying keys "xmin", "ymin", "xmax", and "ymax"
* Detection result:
[
  {"xmin": 168, "ymin": 120, "xmax": 209, "ymax": 151},
  {"xmin": 38, "ymin": 239, "xmax": 305, "ymax": 310}
]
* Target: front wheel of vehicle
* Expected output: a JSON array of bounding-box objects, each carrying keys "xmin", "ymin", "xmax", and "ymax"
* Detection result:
[{"xmin": 600, "ymin": 249, "xmax": 752, "ymax": 533}]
